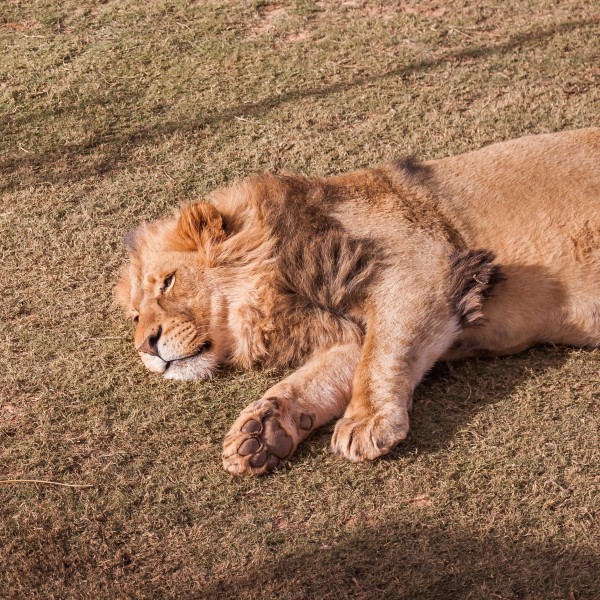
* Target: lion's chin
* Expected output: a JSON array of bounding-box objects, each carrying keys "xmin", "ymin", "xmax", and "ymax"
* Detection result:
[
  {"xmin": 139, "ymin": 352, "xmax": 218, "ymax": 381},
  {"xmin": 163, "ymin": 356, "xmax": 217, "ymax": 381}
]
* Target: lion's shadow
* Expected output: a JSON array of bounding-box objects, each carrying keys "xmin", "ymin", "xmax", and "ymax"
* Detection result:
[{"xmin": 301, "ymin": 345, "xmax": 572, "ymax": 461}]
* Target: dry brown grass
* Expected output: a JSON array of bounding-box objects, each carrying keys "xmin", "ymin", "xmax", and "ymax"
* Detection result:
[{"xmin": 1, "ymin": 1, "xmax": 599, "ymax": 598}]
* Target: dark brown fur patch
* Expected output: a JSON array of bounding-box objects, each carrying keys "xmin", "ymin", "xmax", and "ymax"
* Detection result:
[
  {"xmin": 448, "ymin": 249, "xmax": 505, "ymax": 326},
  {"xmin": 276, "ymin": 226, "xmax": 379, "ymax": 314},
  {"xmin": 264, "ymin": 176, "xmax": 380, "ymax": 312},
  {"xmin": 241, "ymin": 174, "xmax": 375, "ymax": 366},
  {"xmin": 393, "ymin": 156, "xmax": 433, "ymax": 187}
]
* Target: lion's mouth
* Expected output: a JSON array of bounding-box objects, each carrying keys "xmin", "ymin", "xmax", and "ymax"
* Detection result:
[
  {"xmin": 138, "ymin": 338, "xmax": 218, "ymax": 381},
  {"xmin": 162, "ymin": 339, "xmax": 213, "ymax": 372}
]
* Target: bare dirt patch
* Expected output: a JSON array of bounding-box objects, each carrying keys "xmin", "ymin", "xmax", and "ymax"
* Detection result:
[{"xmin": 248, "ymin": 4, "xmax": 288, "ymax": 37}]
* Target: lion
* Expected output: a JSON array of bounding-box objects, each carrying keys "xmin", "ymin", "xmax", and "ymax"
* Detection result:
[{"xmin": 115, "ymin": 128, "xmax": 600, "ymax": 476}]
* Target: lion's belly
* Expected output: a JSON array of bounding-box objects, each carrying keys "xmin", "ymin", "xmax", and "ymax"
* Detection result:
[{"xmin": 433, "ymin": 128, "xmax": 600, "ymax": 353}]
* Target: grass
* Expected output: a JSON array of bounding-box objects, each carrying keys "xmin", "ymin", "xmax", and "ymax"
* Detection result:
[{"xmin": 1, "ymin": 0, "xmax": 599, "ymax": 598}]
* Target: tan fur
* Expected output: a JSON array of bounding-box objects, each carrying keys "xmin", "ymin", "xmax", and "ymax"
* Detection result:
[{"xmin": 116, "ymin": 128, "xmax": 600, "ymax": 474}]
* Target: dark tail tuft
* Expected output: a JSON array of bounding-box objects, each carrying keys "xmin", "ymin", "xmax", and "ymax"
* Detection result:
[{"xmin": 448, "ymin": 249, "xmax": 505, "ymax": 326}]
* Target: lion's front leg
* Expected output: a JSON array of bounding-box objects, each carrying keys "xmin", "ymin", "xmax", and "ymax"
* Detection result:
[
  {"xmin": 331, "ymin": 286, "xmax": 460, "ymax": 462},
  {"xmin": 223, "ymin": 342, "xmax": 360, "ymax": 475}
]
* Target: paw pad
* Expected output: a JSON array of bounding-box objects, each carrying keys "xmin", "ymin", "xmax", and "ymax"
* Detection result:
[
  {"xmin": 241, "ymin": 419, "xmax": 262, "ymax": 434},
  {"xmin": 299, "ymin": 412, "xmax": 314, "ymax": 431},
  {"xmin": 238, "ymin": 438, "xmax": 260, "ymax": 456},
  {"xmin": 223, "ymin": 399, "xmax": 297, "ymax": 475},
  {"xmin": 249, "ymin": 450, "xmax": 268, "ymax": 467},
  {"xmin": 263, "ymin": 418, "xmax": 293, "ymax": 458}
]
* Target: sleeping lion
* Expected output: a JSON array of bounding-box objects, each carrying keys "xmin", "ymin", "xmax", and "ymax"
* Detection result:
[{"xmin": 116, "ymin": 128, "xmax": 600, "ymax": 476}]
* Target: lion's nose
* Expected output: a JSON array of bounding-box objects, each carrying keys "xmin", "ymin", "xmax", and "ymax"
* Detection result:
[{"xmin": 137, "ymin": 327, "xmax": 162, "ymax": 357}]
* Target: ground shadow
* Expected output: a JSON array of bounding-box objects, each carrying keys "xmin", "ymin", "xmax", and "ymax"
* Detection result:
[
  {"xmin": 297, "ymin": 344, "xmax": 573, "ymax": 464},
  {"xmin": 200, "ymin": 518, "xmax": 599, "ymax": 599},
  {"xmin": 2, "ymin": 17, "xmax": 597, "ymax": 193},
  {"xmin": 409, "ymin": 346, "xmax": 570, "ymax": 453}
]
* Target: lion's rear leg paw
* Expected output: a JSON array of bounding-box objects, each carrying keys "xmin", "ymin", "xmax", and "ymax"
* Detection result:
[{"xmin": 223, "ymin": 397, "xmax": 310, "ymax": 476}]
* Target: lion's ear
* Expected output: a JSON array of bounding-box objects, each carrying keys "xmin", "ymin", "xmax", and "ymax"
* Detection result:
[{"xmin": 176, "ymin": 202, "xmax": 225, "ymax": 250}]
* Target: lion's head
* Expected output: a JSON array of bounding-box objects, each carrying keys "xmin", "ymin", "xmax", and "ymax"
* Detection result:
[
  {"xmin": 116, "ymin": 173, "xmax": 354, "ymax": 380},
  {"xmin": 115, "ymin": 201, "xmax": 237, "ymax": 381}
]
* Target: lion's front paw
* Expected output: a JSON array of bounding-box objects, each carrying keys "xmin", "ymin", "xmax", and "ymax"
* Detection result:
[
  {"xmin": 330, "ymin": 410, "xmax": 409, "ymax": 462},
  {"xmin": 222, "ymin": 397, "xmax": 302, "ymax": 476}
]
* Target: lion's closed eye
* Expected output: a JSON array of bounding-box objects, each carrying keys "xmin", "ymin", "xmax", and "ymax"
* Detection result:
[{"xmin": 161, "ymin": 273, "xmax": 176, "ymax": 293}]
